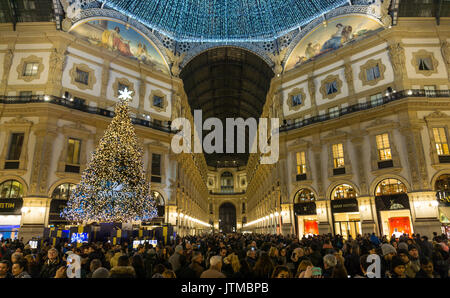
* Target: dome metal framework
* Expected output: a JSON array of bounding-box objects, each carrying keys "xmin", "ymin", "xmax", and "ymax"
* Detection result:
[{"xmin": 103, "ymin": 0, "xmax": 352, "ymax": 42}]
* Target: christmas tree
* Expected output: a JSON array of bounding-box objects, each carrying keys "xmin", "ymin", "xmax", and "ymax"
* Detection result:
[{"xmin": 62, "ymin": 88, "xmax": 157, "ymax": 223}]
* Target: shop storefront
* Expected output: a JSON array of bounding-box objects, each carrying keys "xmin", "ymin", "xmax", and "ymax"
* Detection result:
[
  {"xmin": 293, "ymin": 188, "xmax": 318, "ymax": 238},
  {"xmin": 330, "ymin": 184, "xmax": 361, "ymax": 239},
  {"xmin": 374, "ymin": 178, "xmax": 413, "ymax": 239},
  {"xmin": 0, "ymin": 180, "xmax": 24, "ymax": 239},
  {"xmin": 434, "ymin": 174, "xmax": 450, "ymax": 238}
]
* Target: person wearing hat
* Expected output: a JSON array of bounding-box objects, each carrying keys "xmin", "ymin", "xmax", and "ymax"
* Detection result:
[
  {"xmin": 397, "ymin": 248, "xmax": 415, "ymax": 278},
  {"xmin": 405, "ymin": 244, "xmax": 420, "ymax": 276},
  {"xmin": 398, "ymin": 241, "xmax": 408, "ymax": 251},
  {"xmin": 389, "ymin": 256, "xmax": 407, "ymax": 278},
  {"xmin": 380, "ymin": 243, "xmax": 396, "ymax": 278}
]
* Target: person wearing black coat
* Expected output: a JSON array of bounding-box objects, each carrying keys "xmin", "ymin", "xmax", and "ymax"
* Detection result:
[{"xmin": 40, "ymin": 248, "xmax": 64, "ymax": 278}]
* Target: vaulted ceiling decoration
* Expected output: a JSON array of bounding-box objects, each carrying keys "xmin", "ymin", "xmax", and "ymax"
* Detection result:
[{"xmin": 102, "ymin": 0, "xmax": 351, "ymax": 42}]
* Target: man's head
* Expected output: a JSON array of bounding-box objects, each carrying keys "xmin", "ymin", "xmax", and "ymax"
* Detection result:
[
  {"xmin": 408, "ymin": 245, "xmax": 419, "ymax": 259},
  {"xmin": 397, "ymin": 249, "xmax": 409, "ymax": 264},
  {"xmin": 391, "ymin": 256, "xmax": 406, "ymax": 277},
  {"xmin": 220, "ymin": 247, "xmax": 227, "ymax": 257},
  {"xmin": 420, "ymin": 257, "xmax": 434, "ymax": 276},
  {"xmin": 192, "ymin": 251, "xmax": 203, "ymax": 264},
  {"xmin": 0, "ymin": 260, "xmax": 10, "ymax": 277},
  {"xmin": 381, "ymin": 244, "xmax": 396, "ymax": 261},
  {"xmin": 210, "ymin": 255, "xmax": 222, "ymax": 272},
  {"xmin": 12, "ymin": 259, "xmax": 27, "ymax": 277},
  {"xmin": 11, "ymin": 252, "xmax": 23, "ymax": 263},
  {"xmin": 90, "ymin": 259, "xmax": 102, "ymax": 272},
  {"xmin": 137, "ymin": 244, "xmax": 145, "ymax": 254},
  {"xmin": 175, "ymin": 245, "xmax": 183, "ymax": 255},
  {"xmin": 47, "ymin": 248, "xmax": 58, "ymax": 260},
  {"xmin": 323, "ymin": 254, "xmax": 337, "ymax": 270}
]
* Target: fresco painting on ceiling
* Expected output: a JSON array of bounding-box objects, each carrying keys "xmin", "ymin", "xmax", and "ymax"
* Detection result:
[
  {"xmin": 285, "ymin": 15, "xmax": 383, "ymax": 71},
  {"xmin": 70, "ymin": 19, "xmax": 169, "ymax": 74}
]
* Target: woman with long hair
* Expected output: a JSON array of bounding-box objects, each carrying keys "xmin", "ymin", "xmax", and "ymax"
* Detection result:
[{"xmin": 253, "ymin": 252, "xmax": 274, "ymax": 278}]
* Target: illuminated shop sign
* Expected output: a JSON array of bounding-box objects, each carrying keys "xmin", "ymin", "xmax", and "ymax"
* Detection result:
[
  {"xmin": 0, "ymin": 199, "xmax": 23, "ymax": 215},
  {"xmin": 375, "ymin": 193, "xmax": 410, "ymax": 211},
  {"xmin": 294, "ymin": 202, "xmax": 317, "ymax": 216},
  {"xmin": 331, "ymin": 198, "xmax": 359, "ymax": 213}
]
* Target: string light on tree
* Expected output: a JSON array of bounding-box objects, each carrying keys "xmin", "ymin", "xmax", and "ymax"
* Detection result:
[{"xmin": 62, "ymin": 88, "xmax": 157, "ymax": 223}]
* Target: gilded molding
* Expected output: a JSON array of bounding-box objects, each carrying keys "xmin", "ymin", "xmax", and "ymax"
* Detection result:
[
  {"xmin": 286, "ymin": 88, "xmax": 306, "ymax": 112},
  {"xmin": 112, "ymin": 77, "xmax": 135, "ymax": 99},
  {"xmin": 319, "ymin": 74, "xmax": 343, "ymax": 100},
  {"xmin": 411, "ymin": 49, "xmax": 439, "ymax": 77},
  {"xmin": 359, "ymin": 58, "xmax": 386, "ymax": 87},
  {"xmin": 150, "ymin": 89, "xmax": 168, "ymax": 113},
  {"xmin": 16, "ymin": 55, "xmax": 44, "ymax": 82},
  {"xmin": 69, "ymin": 63, "xmax": 96, "ymax": 90}
]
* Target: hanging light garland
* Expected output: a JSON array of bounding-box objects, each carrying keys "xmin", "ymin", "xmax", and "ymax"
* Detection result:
[{"xmin": 102, "ymin": 0, "xmax": 354, "ymax": 42}]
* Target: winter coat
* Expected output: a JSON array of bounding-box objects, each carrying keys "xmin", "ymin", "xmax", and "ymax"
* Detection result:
[
  {"xmin": 168, "ymin": 253, "xmax": 182, "ymax": 272},
  {"xmin": 15, "ymin": 271, "xmax": 31, "ymax": 278},
  {"xmin": 200, "ymin": 268, "xmax": 226, "ymax": 278},
  {"xmin": 415, "ymin": 269, "xmax": 440, "ymax": 278},
  {"xmin": 189, "ymin": 262, "xmax": 205, "ymax": 278},
  {"xmin": 39, "ymin": 258, "xmax": 64, "ymax": 278},
  {"xmin": 109, "ymin": 252, "xmax": 123, "ymax": 268},
  {"xmin": 109, "ymin": 266, "xmax": 136, "ymax": 278}
]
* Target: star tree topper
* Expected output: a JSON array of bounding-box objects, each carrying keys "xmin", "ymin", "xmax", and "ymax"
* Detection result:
[{"xmin": 119, "ymin": 88, "xmax": 133, "ymax": 102}]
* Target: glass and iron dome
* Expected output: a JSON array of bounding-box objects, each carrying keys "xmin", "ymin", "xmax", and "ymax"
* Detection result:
[{"xmin": 103, "ymin": 0, "xmax": 351, "ymax": 42}]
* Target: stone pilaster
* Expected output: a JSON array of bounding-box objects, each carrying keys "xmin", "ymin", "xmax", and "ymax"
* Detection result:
[
  {"xmin": 408, "ymin": 191, "xmax": 441, "ymax": 238},
  {"xmin": 29, "ymin": 128, "xmax": 57, "ymax": 196}
]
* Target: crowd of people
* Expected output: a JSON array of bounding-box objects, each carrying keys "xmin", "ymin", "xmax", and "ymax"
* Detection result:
[{"xmin": 0, "ymin": 231, "xmax": 449, "ymax": 279}]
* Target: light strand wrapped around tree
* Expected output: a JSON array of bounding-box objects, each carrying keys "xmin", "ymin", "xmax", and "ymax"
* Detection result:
[{"xmin": 62, "ymin": 89, "xmax": 157, "ymax": 223}]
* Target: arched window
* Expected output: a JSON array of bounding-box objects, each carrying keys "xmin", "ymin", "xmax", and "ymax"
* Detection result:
[
  {"xmin": 51, "ymin": 183, "xmax": 76, "ymax": 200},
  {"xmin": 0, "ymin": 180, "xmax": 24, "ymax": 199},
  {"xmin": 151, "ymin": 191, "xmax": 165, "ymax": 217},
  {"xmin": 49, "ymin": 183, "xmax": 76, "ymax": 225},
  {"xmin": 221, "ymin": 172, "xmax": 234, "ymax": 193},
  {"xmin": 375, "ymin": 179, "xmax": 407, "ymax": 196},
  {"xmin": 434, "ymin": 174, "xmax": 450, "ymax": 203},
  {"xmin": 331, "ymin": 184, "xmax": 357, "ymax": 200},
  {"xmin": 294, "ymin": 188, "xmax": 315, "ymax": 203}
]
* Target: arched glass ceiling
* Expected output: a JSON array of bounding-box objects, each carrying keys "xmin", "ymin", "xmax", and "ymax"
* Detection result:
[{"xmin": 103, "ymin": 0, "xmax": 351, "ymax": 42}]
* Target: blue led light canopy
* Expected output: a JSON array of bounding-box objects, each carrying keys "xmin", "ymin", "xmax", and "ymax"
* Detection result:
[{"xmin": 102, "ymin": 0, "xmax": 352, "ymax": 42}]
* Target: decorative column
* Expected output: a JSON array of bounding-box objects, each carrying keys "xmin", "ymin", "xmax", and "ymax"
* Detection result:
[
  {"xmin": 138, "ymin": 70, "xmax": 146, "ymax": 114},
  {"xmin": 0, "ymin": 46, "xmax": 13, "ymax": 96},
  {"xmin": 399, "ymin": 126, "xmax": 421, "ymax": 190},
  {"xmin": 99, "ymin": 60, "xmax": 111, "ymax": 108},
  {"xmin": 308, "ymin": 75, "xmax": 318, "ymax": 116},
  {"xmin": 400, "ymin": 123, "xmax": 430, "ymax": 190},
  {"xmin": 387, "ymin": 41, "xmax": 407, "ymax": 91},
  {"xmin": 351, "ymin": 134, "xmax": 368, "ymax": 195},
  {"xmin": 45, "ymin": 45, "xmax": 67, "ymax": 96},
  {"xmin": 316, "ymin": 200, "xmax": 332, "ymax": 234},
  {"xmin": 344, "ymin": 59, "xmax": 356, "ymax": 105},
  {"xmin": 441, "ymin": 41, "xmax": 450, "ymax": 81},
  {"xmin": 357, "ymin": 196, "xmax": 377, "ymax": 235},
  {"xmin": 20, "ymin": 125, "xmax": 57, "ymax": 241}
]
